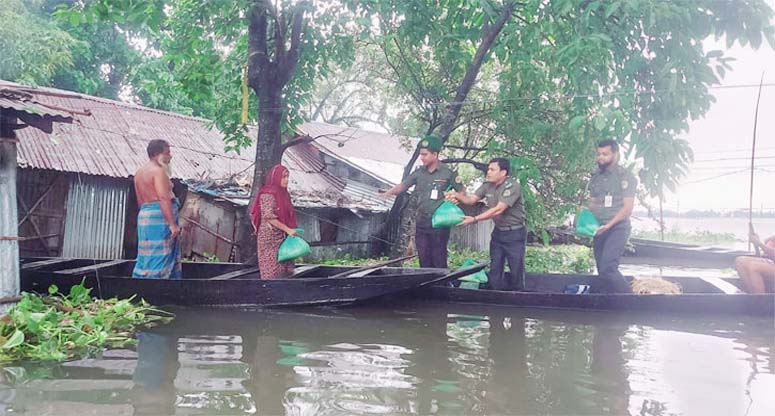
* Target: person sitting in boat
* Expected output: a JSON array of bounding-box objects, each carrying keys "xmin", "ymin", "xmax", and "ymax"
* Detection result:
[
  {"xmin": 132, "ymin": 139, "xmax": 182, "ymax": 279},
  {"xmin": 734, "ymin": 232, "xmax": 775, "ymax": 293},
  {"xmin": 585, "ymin": 139, "xmax": 637, "ymax": 293},
  {"xmin": 251, "ymin": 164, "xmax": 298, "ymax": 279}
]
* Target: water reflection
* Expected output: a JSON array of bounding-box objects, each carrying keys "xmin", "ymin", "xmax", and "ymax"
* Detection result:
[{"xmin": 0, "ymin": 305, "xmax": 772, "ymax": 415}]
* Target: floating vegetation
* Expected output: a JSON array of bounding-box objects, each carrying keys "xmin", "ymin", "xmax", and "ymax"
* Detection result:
[{"xmin": 0, "ymin": 283, "xmax": 173, "ymax": 363}]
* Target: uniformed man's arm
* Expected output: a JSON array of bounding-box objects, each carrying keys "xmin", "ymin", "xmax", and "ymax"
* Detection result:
[
  {"xmin": 459, "ymin": 202, "xmax": 509, "ymax": 226},
  {"xmin": 380, "ymin": 169, "xmax": 417, "ymax": 198},
  {"xmin": 501, "ymin": 182, "xmax": 521, "ymax": 207},
  {"xmin": 446, "ymin": 180, "xmax": 481, "ymax": 205}
]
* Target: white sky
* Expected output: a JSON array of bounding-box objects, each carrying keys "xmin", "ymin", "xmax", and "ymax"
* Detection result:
[{"xmin": 661, "ymin": 0, "xmax": 775, "ymax": 211}]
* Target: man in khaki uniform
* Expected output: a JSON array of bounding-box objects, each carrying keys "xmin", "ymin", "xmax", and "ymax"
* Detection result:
[
  {"xmin": 447, "ymin": 158, "xmax": 527, "ymax": 291},
  {"xmin": 381, "ymin": 136, "xmax": 463, "ymax": 268},
  {"xmin": 586, "ymin": 139, "xmax": 637, "ymax": 293}
]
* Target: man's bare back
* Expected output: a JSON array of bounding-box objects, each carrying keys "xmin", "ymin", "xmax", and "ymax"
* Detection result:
[
  {"xmin": 134, "ymin": 161, "xmax": 174, "ymax": 206},
  {"xmin": 134, "ymin": 142, "xmax": 180, "ymax": 238}
]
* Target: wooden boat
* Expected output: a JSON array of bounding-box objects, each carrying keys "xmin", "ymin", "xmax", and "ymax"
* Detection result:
[
  {"xmin": 19, "ymin": 257, "xmax": 485, "ymax": 307},
  {"xmin": 626, "ymin": 238, "xmax": 750, "ymax": 268},
  {"xmin": 411, "ymin": 272, "xmax": 775, "ymax": 316}
]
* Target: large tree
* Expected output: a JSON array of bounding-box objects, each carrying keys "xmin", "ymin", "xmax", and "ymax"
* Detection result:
[
  {"xmin": 57, "ymin": 0, "xmax": 360, "ymax": 260},
  {"xmin": 356, "ymin": 0, "xmax": 774, "ymax": 249}
]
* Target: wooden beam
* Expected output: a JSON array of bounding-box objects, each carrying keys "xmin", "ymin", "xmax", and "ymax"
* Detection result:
[
  {"xmin": 18, "ymin": 176, "xmax": 58, "ymax": 227},
  {"xmin": 284, "ymin": 265, "xmax": 320, "ymax": 279},
  {"xmin": 18, "ymin": 195, "xmax": 52, "ymax": 255},
  {"xmin": 180, "ymin": 216, "xmax": 238, "ymax": 246},
  {"xmin": 55, "ymin": 259, "xmax": 130, "ymax": 275},
  {"xmin": 21, "ymin": 258, "xmax": 74, "ymax": 271},
  {"xmin": 327, "ymin": 255, "xmax": 416, "ymax": 279},
  {"xmin": 700, "ymin": 277, "xmax": 744, "ymax": 294},
  {"xmin": 208, "ymin": 267, "xmax": 259, "ymax": 280}
]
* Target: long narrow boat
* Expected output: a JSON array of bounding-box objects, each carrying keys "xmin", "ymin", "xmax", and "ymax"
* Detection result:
[
  {"xmin": 626, "ymin": 238, "xmax": 749, "ymax": 267},
  {"xmin": 412, "ymin": 272, "xmax": 774, "ymax": 316},
  {"xmin": 19, "ymin": 257, "xmax": 485, "ymax": 307}
]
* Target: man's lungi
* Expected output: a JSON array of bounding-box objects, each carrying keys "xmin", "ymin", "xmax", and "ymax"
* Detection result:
[{"xmin": 132, "ymin": 199, "xmax": 182, "ymax": 279}]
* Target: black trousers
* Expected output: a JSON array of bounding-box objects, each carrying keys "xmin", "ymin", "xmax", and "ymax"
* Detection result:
[
  {"xmin": 489, "ymin": 227, "xmax": 527, "ymax": 291},
  {"xmin": 592, "ymin": 220, "xmax": 633, "ymax": 293},
  {"xmin": 415, "ymin": 226, "xmax": 451, "ymax": 268}
]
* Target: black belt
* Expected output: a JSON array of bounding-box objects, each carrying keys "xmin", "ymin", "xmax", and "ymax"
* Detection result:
[{"xmin": 495, "ymin": 225, "xmax": 524, "ymax": 232}]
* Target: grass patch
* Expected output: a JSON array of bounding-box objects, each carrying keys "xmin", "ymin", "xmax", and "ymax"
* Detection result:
[
  {"xmin": 632, "ymin": 229, "xmax": 738, "ymax": 245},
  {"xmin": 317, "ymin": 244, "xmax": 592, "ymax": 274}
]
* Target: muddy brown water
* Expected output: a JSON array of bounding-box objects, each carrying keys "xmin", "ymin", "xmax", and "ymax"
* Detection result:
[{"xmin": 0, "ymin": 302, "xmax": 773, "ymax": 415}]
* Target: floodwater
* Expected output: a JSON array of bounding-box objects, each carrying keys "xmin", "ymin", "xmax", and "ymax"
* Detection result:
[
  {"xmin": 631, "ymin": 216, "xmax": 775, "ymax": 249},
  {"xmin": 1, "ymin": 303, "xmax": 773, "ymax": 416}
]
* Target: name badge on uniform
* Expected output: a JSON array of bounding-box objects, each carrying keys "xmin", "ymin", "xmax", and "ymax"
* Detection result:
[
  {"xmin": 604, "ymin": 194, "xmax": 613, "ymax": 208},
  {"xmin": 430, "ymin": 189, "xmax": 439, "ymax": 200}
]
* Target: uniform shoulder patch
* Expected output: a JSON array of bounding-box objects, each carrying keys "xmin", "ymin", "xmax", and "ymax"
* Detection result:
[
  {"xmin": 504, "ymin": 180, "xmax": 514, "ymax": 188},
  {"xmin": 455, "ymin": 176, "xmax": 462, "ymax": 183},
  {"xmin": 621, "ymin": 180, "xmax": 629, "ymax": 190},
  {"xmin": 503, "ymin": 189, "xmax": 512, "ymax": 197}
]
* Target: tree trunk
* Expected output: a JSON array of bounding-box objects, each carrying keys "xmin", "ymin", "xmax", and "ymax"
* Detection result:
[
  {"xmin": 383, "ymin": 2, "xmax": 515, "ymax": 260},
  {"xmin": 235, "ymin": 91, "xmax": 284, "ymax": 263}
]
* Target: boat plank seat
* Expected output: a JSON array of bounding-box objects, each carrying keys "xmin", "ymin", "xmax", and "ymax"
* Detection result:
[
  {"xmin": 56, "ymin": 260, "xmax": 131, "ymax": 275},
  {"xmin": 700, "ymin": 277, "xmax": 744, "ymax": 294},
  {"xmin": 347, "ymin": 267, "xmax": 385, "ymax": 278},
  {"xmin": 208, "ymin": 267, "xmax": 259, "ymax": 280},
  {"xmin": 22, "ymin": 258, "xmax": 79, "ymax": 271},
  {"xmin": 285, "ymin": 265, "xmax": 320, "ymax": 278}
]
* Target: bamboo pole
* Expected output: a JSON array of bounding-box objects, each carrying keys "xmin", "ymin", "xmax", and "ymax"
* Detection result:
[{"xmin": 748, "ymin": 72, "xmax": 765, "ymax": 254}]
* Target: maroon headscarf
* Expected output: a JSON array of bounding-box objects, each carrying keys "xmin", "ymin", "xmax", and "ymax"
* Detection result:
[{"xmin": 250, "ymin": 165, "xmax": 297, "ymax": 229}]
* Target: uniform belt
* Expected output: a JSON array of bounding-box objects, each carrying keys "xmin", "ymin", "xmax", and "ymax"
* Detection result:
[{"xmin": 495, "ymin": 225, "xmax": 524, "ymax": 232}]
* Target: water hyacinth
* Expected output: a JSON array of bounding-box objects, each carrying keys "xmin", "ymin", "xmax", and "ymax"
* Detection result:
[{"xmin": 0, "ymin": 283, "xmax": 173, "ymax": 363}]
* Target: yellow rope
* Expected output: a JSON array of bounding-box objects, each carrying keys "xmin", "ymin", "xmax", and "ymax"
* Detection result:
[{"xmin": 240, "ymin": 65, "xmax": 249, "ymax": 125}]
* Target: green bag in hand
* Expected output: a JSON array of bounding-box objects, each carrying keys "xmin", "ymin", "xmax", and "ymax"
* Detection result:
[
  {"xmin": 457, "ymin": 258, "xmax": 488, "ymax": 283},
  {"xmin": 277, "ymin": 228, "xmax": 311, "ymax": 262},
  {"xmin": 432, "ymin": 186, "xmax": 464, "ymax": 228},
  {"xmin": 432, "ymin": 201, "xmax": 464, "ymax": 228},
  {"xmin": 575, "ymin": 209, "xmax": 600, "ymax": 237}
]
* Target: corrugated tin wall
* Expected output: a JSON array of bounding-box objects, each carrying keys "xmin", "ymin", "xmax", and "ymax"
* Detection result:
[
  {"xmin": 451, "ymin": 221, "xmax": 494, "ymax": 252},
  {"xmin": 62, "ymin": 175, "xmax": 129, "ymax": 259}
]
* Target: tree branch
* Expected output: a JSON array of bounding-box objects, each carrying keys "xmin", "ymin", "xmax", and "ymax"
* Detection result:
[
  {"xmin": 438, "ymin": 1, "xmax": 515, "ymax": 142},
  {"xmin": 441, "ymin": 158, "xmax": 489, "ymax": 172},
  {"xmin": 277, "ymin": 3, "xmax": 306, "ymax": 86}
]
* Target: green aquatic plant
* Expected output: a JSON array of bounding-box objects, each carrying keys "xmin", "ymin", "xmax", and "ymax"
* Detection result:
[{"xmin": 0, "ymin": 283, "xmax": 173, "ymax": 363}]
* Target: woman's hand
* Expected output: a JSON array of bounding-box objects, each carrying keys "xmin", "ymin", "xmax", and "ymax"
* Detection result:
[{"xmin": 286, "ymin": 228, "xmax": 298, "ymax": 237}]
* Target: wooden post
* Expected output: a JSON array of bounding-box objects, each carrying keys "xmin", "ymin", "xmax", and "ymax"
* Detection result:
[{"xmin": 0, "ymin": 112, "xmax": 20, "ymax": 310}]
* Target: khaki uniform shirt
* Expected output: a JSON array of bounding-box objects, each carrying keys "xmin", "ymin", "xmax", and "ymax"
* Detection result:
[
  {"xmin": 474, "ymin": 177, "xmax": 526, "ymax": 229},
  {"xmin": 587, "ymin": 165, "xmax": 638, "ymax": 224},
  {"xmin": 402, "ymin": 163, "xmax": 463, "ymax": 227}
]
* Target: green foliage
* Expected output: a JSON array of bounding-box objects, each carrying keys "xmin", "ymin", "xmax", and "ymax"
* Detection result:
[
  {"xmin": 525, "ymin": 244, "xmax": 593, "ymax": 274},
  {"xmin": 0, "ymin": 0, "xmax": 78, "ymax": 85},
  {"xmin": 317, "ymin": 244, "xmax": 591, "ymax": 274},
  {"xmin": 6, "ymin": 0, "xmax": 775, "ymax": 235},
  {"xmin": 632, "ymin": 229, "xmax": 737, "ymax": 245},
  {"xmin": 354, "ymin": 0, "xmax": 775, "ymax": 232},
  {"xmin": 0, "ymin": 284, "xmax": 173, "ymax": 363}
]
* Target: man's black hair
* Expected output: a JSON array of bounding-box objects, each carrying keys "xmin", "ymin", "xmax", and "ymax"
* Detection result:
[
  {"xmin": 147, "ymin": 139, "xmax": 170, "ymax": 158},
  {"xmin": 597, "ymin": 139, "xmax": 619, "ymax": 152},
  {"xmin": 489, "ymin": 157, "xmax": 510, "ymax": 175}
]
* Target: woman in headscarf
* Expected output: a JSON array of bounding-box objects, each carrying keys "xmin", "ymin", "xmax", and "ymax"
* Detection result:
[{"xmin": 250, "ymin": 164, "xmax": 298, "ymax": 279}]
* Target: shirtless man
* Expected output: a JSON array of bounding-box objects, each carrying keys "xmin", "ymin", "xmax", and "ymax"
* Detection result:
[
  {"xmin": 132, "ymin": 139, "xmax": 182, "ymax": 279},
  {"xmin": 734, "ymin": 232, "xmax": 775, "ymax": 294}
]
